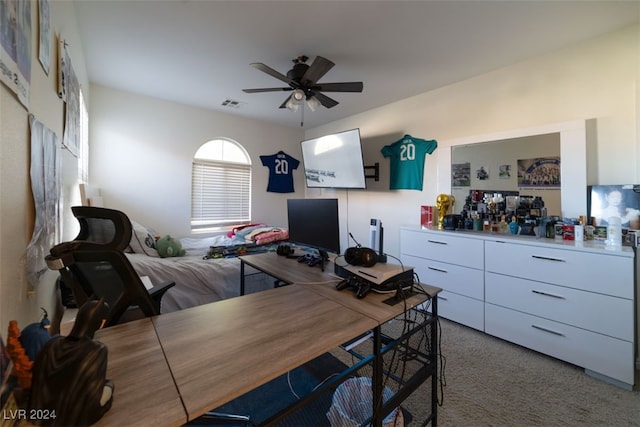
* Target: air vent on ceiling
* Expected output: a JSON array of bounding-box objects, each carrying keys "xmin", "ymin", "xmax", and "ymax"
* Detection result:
[{"xmin": 221, "ymin": 99, "xmax": 244, "ymax": 108}]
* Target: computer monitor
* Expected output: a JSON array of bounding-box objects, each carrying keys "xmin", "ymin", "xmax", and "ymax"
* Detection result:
[{"xmin": 286, "ymin": 198, "xmax": 340, "ymax": 255}]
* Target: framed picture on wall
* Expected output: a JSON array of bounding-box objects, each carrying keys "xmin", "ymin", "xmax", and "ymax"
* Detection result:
[
  {"xmin": 476, "ymin": 166, "xmax": 489, "ymax": 180},
  {"xmin": 517, "ymin": 157, "xmax": 560, "ymax": 188},
  {"xmin": 452, "ymin": 162, "xmax": 470, "ymax": 187},
  {"xmin": 499, "ymin": 164, "xmax": 511, "ymax": 179}
]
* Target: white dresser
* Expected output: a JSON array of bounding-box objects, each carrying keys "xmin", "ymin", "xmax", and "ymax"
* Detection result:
[
  {"xmin": 400, "ymin": 230, "xmax": 485, "ymax": 331},
  {"xmin": 400, "ymin": 226, "xmax": 637, "ymax": 389}
]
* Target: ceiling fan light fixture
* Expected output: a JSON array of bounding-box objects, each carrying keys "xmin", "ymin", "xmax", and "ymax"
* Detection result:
[
  {"xmin": 285, "ymin": 89, "xmax": 305, "ymax": 111},
  {"xmin": 307, "ymin": 95, "xmax": 320, "ymax": 112},
  {"xmin": 292, "ymin": 89, "xmax": 305, "ymax": 102},
  {"xmin": 285, "ymin": 97, "xmax": 300, "ymax": 111}
]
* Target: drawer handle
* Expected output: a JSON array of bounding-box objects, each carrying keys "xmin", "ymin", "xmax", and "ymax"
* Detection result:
[
  {"xmin": 531, "ymin": 289, "xmax": 565, "ymax": 300},
  {"xmin": 428, "ymin": 266, "xmax": 448, "ymax": 273},
  {"xmin": 531, "ymin": 324, "xmax": 565, "ymax": 337},
  {"xmin": 427, "ymin": 240, "xmax": 448, "ymax": 245},
  {"xmin": 531, "ymin": 255, "xmax": 566, "ymax": 262}
]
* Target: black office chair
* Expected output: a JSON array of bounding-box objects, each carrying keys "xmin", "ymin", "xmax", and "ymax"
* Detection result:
[
  {"xmin": 70, "ymin": 205, "xmax": 133, "ymax": 250},
  {"xmin": 45, "ymin": 206, "xmax": 174, "ymax": 327}
]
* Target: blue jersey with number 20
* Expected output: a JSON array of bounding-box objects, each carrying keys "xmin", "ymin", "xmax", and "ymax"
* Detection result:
[
  {"xmin": 260, "ymin": 151, "xmax": 300, "ymax": 193},
  {"xmin": 380, "ymin": 135, "xmax": 437, "ymax": 190}
]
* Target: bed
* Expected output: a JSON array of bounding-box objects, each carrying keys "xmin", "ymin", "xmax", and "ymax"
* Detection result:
[{"xmin": 125, "ymin": 223, "xmax": 288, "ymax": 313}]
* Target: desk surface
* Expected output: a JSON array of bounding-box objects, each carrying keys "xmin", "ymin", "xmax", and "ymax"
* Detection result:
[
  {"xmin": 241, "ymin": 252, "xmax": 441, "ymax": 324},
  {"xmin": 94, "ymin": 319, "xmax": 187, "ymax": 427},
  {"xmin": 305, "ymin": 281, "xmax": 438, "ymax": 324},
  {"xmin": 152, "ymin": 284, "xmax": 379, "ymax": 421},
  {"xmin": 92, "ymin": 253, "xmax": 439, "ymax": 425},
  {"xmin": 241, "ymin": 252, "xmax": 340, "ymax": 285}
]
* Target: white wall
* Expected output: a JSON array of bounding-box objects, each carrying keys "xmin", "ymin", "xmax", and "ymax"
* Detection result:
[
  {"xmin": 0, "ymin": 1, "xmax": 88, "ymax": 331},
  {"xmin": 89, "ymin": 85, "xmax": 305, "ymax": 237},
  {"xmin": 305, "ymin": 25, "xmax": 639, "ymax": 258}
]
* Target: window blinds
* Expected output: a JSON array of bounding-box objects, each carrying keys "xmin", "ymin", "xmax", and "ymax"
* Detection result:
[{"xmin": 191, "ymin": 160, "xmax": 251, "ymax": 230}]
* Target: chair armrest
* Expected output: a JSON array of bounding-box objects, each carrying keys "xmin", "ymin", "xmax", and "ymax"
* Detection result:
[{"xmin": 148, "ymin": 280, "xmax": 175, "ymax": 311}]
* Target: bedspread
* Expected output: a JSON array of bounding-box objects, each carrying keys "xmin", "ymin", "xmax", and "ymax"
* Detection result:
[{"xmin": 127, "ymin": 253, "xmax": 272, "ymax": 313}]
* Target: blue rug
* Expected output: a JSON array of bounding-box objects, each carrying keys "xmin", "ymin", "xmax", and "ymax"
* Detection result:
[
  {"xmin": 205, "ymin": 352, "xmax": 345, "ymax": 426},
  {"xmin": 188, "ymin": 352, "xmax": 412, "ymax": 426}
]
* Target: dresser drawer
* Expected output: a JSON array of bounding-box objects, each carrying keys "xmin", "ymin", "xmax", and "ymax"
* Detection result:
[
  {"xmin": 484, "ymin": 240, "xmax": 633, "ymax": 298},
  {"xmin": 485, "ymin": 304, "xmax": 635, "ymax": 386},
  {"xmin": 437, "ymin": 290, "xmax": 484, "ymax": 331},
  {"xmin": 485, "ymin": 272, "xmax": 633, "ymax": 341},
  {"xmin": 400, "ymin": 229, "xmax": 484, "ymax": 269},
  {"xmin": 403, "ymin": 254, "xmax": 483, "ymax": 300}
]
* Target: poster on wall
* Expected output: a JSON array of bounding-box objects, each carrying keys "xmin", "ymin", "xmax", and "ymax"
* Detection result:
[
  {"xmin": 26, "ymin": 114, "xmax": 61, "ymax": 290},
  {"xmin": 57, "ymin": 36, "xmax": 66, "ymax": 99},
  {"xmin": 451, "ymin": 162, "xmax": 470, "ymax": 187},
  {"xmin": 0, "ymin": 0, "xmax": 32, "ymax": 107},
  {"xmin": 58, "ymin": 37, "xmax": 81, "ymax": 157},
  {"xmin": 38, "ymin": 0, "xmax": 51, "ymax": 75},
  {"xmin": 517, "ymin": 157, "xmax": 560, "ymax": 188}
]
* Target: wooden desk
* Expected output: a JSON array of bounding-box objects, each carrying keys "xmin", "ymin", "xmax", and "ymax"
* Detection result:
[
  {"xmin": 152, "ymin": 284, "xmax": 378, "ymax": 422},
  {"xmin": 93, "ymin": 318, "xmax": 187, "ymax": 427},
  {"xmin": 305, "ymin": 280, "xmax": 438, "ymax": 324},
  {"xmin": 239, "ymin": 252, "xmax": 441, "ymax": 426},
  {"xmin": 241, "ymin": 252, "xmax": 440, "ymax": 323},
  {"xmin": 92, "ymin": 254, "xmax": 439, "ymax": 425},
  {"xmin": 239, "ymin": 252, "xmax": 339, "ymax": 294}
]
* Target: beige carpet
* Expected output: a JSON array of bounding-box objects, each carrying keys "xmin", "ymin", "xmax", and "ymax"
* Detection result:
[{"xmin": 405, "ymin": 318, "xmax": 640, "ymax": 426}]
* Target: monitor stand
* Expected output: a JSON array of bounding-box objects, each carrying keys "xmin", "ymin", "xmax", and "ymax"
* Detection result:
[{"xmin": 312, "ymin": 249, "xmax": 329, "ymax": 272}]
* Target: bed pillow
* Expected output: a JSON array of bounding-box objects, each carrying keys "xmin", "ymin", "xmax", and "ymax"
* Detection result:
[{"xmin": 128, "ymin": 220, "xmax": 160, "ymax": 257}]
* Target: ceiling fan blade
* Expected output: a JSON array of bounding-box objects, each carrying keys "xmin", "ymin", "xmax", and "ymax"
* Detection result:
[
  {"xmin": 302, "ymin": 56, "xmax": 335, "ymax": 86},
  {"xmin": 242, "ymin": 87, "xmax": 293, "ymax": 93},
  {"xmin": 279, "ymin": 94, "xmax": 293, "ymax": 109},
  {"xmin": 315, "ymin": 82, "xmax": 364, "ymax": 93},
  {"xmin": 313, "ymin": 92, "xmax": 339, "ymax": 109},
  {"xmin": 250, "ymin": 62, "xmax": 295, "ymax": 85}
]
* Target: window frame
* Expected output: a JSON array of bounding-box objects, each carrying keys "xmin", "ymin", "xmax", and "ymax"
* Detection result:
[{"xmin": 191, "ymin": 138, "xmax": 252, "ymax": 233}]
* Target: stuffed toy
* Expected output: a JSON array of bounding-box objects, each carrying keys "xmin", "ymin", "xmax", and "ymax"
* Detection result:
[
  {"xmin": 19, "ymin": 308, "xmax": 54, "ymax": 362},
  {"xmin": 6, "ymin": 309, "xmax": 54, "ymax": 391},
  {"xmin": 156, "ymin": 235, "xmax": 186, "ymax": 258}
]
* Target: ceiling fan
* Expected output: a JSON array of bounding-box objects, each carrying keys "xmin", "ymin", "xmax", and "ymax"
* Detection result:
[{"xmin": 242, "ymin": 55, "xmax": 363, "ymax": 112}]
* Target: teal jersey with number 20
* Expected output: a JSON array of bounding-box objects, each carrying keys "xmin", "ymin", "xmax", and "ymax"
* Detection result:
[{"xmin": 380, "ymin": 135, "xmax": 437, "ymax": 190}]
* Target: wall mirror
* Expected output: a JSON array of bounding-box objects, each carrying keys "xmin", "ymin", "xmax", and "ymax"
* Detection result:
[
  {"xmin": 451, "ymin": 133, "xmax": 561, "ymax": 216},
  {"xmin": 437, "ymin": 120, "xmax": 588, "ymax": 219}
]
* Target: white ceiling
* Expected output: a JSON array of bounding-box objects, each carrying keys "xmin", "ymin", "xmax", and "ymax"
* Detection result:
[{"xmin": 74, "ymin": 0, "xmax": 639, "ymax": 130}]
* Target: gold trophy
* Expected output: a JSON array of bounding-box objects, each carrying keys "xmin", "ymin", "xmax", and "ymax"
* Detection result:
[{"xmin": 436, "ymin": 194, "xmax": 452, "ymax": 230}]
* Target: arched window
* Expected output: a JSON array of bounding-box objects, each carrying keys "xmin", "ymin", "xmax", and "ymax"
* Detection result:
[{"xmin": 191, "ymin": 138, "xmax": 251, "ymax": 232}]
